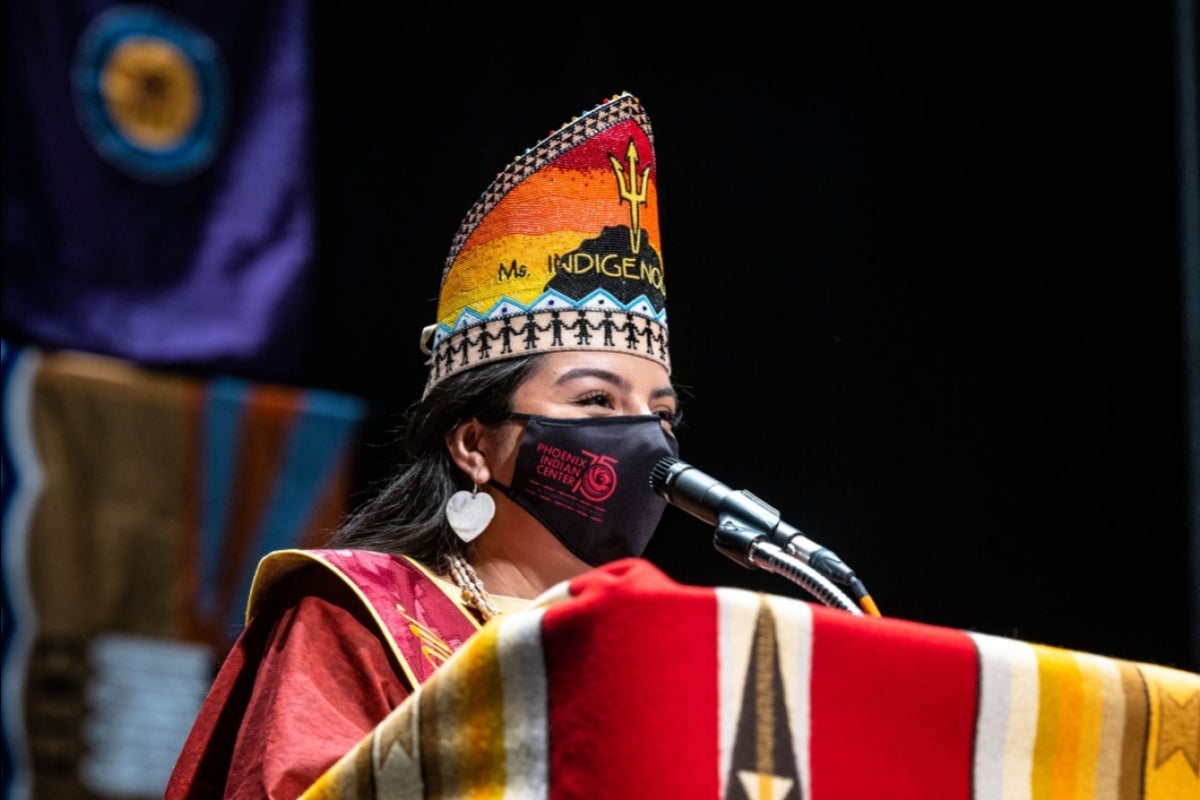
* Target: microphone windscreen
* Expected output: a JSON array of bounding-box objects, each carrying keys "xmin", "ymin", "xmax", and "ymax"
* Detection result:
[{"xmin": 649, "ymin": 455, "xmax": 682, "ymax": 491}]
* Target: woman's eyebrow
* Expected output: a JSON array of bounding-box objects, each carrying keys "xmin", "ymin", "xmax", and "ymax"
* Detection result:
[
  {"xmin": 554, "ymin": 367, "xmax": 630, "ymax": 391},
  {"xmin": 554, "ymin": 367, "xmax": 676, "ymax": 402},
  {"xmin": 651, "ymin": 386, "xmax": 678, "ymax": 402}
]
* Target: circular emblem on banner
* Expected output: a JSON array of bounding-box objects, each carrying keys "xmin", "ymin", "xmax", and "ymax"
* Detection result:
[{"xmin": 72, "ymin": 5, "xmax": 228, "ymax": 183}]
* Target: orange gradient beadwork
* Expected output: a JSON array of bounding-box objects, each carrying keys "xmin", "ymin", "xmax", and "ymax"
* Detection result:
[{"xmin": 421, "ymin": 92, "xmax": 669, "ymax": 395}]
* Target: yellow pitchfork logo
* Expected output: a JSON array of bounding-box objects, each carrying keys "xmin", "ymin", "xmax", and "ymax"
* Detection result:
[{"xmin": 608, "ymin": 138, "xmax": 651, "ymax": 254}]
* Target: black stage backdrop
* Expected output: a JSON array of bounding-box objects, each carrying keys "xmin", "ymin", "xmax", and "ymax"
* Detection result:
[{"xmin": 305, "ymin": 6, "xmax": 1197, "ymax": 671}]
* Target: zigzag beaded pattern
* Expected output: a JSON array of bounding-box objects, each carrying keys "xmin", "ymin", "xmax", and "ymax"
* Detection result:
[
  {"xmin": 429, "ymin": 308, "xmax": 669, "ymax": 386},
  {"xmin": 441, "ymin": 95, "xmax": 654, "ymax": 276}
]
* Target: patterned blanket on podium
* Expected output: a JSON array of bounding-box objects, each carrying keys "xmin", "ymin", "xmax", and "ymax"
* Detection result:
[{"xmin": 300, "ymin": 558, "xmax": 1198, "ymax": 800}]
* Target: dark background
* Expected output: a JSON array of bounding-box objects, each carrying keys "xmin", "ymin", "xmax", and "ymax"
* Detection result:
[{"xmin": 306, "ymin": 7, "xmax": 1197, "ymax": 671}]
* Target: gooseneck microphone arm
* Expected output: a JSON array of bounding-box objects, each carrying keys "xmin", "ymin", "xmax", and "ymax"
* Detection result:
[
  {"xmin": 650, "ymin": 456, "xmax": 881, "ymax": 617},
  {"xmin": 712, "ymin": 518, "xmax": 863, "ymax": 614}
]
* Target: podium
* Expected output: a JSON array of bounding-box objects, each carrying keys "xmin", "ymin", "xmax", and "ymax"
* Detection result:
[{"xmin": 300, "ymin": 559, "xmax": 1198, "ymax": 799}]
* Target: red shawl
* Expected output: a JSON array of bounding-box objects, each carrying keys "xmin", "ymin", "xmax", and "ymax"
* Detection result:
[{"xmin": 164, "ymin": 549, "xmax": 479, "ymax": 799}]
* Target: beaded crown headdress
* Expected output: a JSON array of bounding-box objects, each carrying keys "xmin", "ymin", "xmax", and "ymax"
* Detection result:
[{"xmin": 421, "ymin": 92, "xmax": 669, "ymax": 395}]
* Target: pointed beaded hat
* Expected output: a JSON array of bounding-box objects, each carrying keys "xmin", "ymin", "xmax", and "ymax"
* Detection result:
[{"xmin": 421, "ymin": 91, "xmax": 669, "ymax": 395}]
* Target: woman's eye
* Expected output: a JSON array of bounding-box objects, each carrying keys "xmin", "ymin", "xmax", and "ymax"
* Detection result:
[
  {"xmin": 576, "ymin": 391, "xmax": 613, "ymax": 408},
  {"xmin": 657, "ymin": 408, "xmax": 682, "ymax": 430}
]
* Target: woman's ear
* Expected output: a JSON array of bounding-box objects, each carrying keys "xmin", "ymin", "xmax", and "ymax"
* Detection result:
[{"xmin": 444, "ymin": 418, "xmax": 491, "ymax": 484}]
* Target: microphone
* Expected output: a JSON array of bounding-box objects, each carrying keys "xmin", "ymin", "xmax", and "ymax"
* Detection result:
[{"xmin": 649, "ymin": 456, "xmax": 859, "ymax": 588}]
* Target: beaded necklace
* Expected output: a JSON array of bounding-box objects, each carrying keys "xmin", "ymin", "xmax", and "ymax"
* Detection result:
[{"xmin": 447, "ymin": 554, "xmax": 500, "ymax": 621}]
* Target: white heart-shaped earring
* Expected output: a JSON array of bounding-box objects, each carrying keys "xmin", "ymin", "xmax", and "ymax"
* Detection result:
[{"xmin": 445, "ymin": 484, "xmax": 495, "ymax": 543}]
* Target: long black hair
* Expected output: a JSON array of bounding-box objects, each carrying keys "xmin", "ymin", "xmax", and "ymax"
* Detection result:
[{"xmin": 325, "ymin": 355, "xmax": 543, "ymax": 571}]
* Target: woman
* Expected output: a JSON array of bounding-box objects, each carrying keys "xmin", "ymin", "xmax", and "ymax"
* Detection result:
[
  {"xmin": 333, "ymin": 349, "xmax": 680, "ymax": 611},
  {"xmin": 165, "ymin": 91, "xmax": 682, "ymax": 798}
]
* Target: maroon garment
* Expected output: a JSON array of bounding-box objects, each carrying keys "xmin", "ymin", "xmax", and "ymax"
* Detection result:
[{"xmin": 165, "ymin": 555, "xmax": 478, "ymax": 799}]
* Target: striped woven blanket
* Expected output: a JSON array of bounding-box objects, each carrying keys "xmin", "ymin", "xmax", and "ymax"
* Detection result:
[{"xmin": 303, "ymin": 559, "xmax": 1198, "ymax": 799}]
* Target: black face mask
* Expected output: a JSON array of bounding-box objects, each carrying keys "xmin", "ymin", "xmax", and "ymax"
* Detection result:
[{"xmin": 489, "ymin": 414, "xmax": 680, "ymax": 567}]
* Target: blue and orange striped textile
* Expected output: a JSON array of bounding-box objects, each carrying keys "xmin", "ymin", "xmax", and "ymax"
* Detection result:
[{"xmin": 1, "ymin": 342, "xmax": 365, "ymax": 799}]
